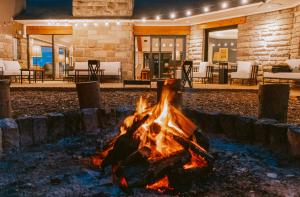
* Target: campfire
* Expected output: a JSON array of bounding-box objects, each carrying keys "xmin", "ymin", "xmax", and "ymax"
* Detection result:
[{"xmin": 92, "ymin": 79, "xmax": 214, "ymax": 193}]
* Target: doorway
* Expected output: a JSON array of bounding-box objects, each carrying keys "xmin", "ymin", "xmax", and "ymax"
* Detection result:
[{"xmin": 134, "ymin": 35, "xmax": 186, "ymax": 80}]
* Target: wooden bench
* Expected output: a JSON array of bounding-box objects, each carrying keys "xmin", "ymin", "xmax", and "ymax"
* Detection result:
[{"xmin": 123, "ymin": 80, "xmax": 151, "ymax": 88}]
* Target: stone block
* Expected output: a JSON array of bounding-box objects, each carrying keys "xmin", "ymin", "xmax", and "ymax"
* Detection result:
[
  {"xmin": 16, "ymin": 116, "xmax": 34, "ymax": 147},
  {"xmin": 97, "ymin": 108, "xmax": 117, "ymax": 129},
  {"xmin": 219, "ymin": 113, "xmax": 238, "ymax": 138},
  {"xmin": 254, "ymin": 119, "xmax": 278, "ymax": 145},
  {"xmin": 47, "ymin": 113, "xmax": 65, "ymax": 141},
  {"xmin": 269, "ymin": 123, "xmax": 289, "ymax": 154},
  {"xmin": 64, "ymin": 111, "xmax": 82, "ymax": 135},
  {"xmin": 0, "ymin": 128, "xmax": 2, "ymax": 154},
  {"xmin": 235, "ymin": 116, "xmax": 257, "ymax": 142},
  {"xmin": 192, "ymin": 110, "xmax": 221, "ymax": 134},
  {"xmin": 287, "ymin": 127, "xmax": 300, "ymax": 157},
  {"xmin": 32, "ymin": 115, "xmax": 48, "ymax": 145},
  {"xmin": 81, "ymin": 108, "xmax": 99, "ymax": 133},
  {"xmin": 0, "ymin": 118, "xmax": 20, "ymax": 151}
]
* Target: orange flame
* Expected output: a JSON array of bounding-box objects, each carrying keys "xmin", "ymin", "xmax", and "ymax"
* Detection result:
[
  {"xmin": 146, "ymin": 176, "xmax": 173, "ymax": 193},
  {"xmin": 183, "ymin": 149, "xmax": 208, "ymax": 170}
]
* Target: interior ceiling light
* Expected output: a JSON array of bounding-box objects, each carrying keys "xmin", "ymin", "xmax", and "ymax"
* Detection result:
[
  {"xmin": 94, "ymin": 22, "xmax": 98, "ymax": 27},
  {"xmin": 222, "ymin": 2, "xmax": 229, "ymax": 9},
  {"xmin": 116, "ymin": 21, "xmax": 121, "ymax": 25},
  {"xmin": 105, "ymin": 22, "xmax": 109, "ymax": 26},
  {"xmin": 156, "ymin": 15, "xmax": 161, "ymax": 20},
  {"xmin": 142, "ymin": 17, "xmax": 147, "ymax": 22}
]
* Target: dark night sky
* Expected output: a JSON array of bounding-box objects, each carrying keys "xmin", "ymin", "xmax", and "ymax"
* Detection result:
[{"xmin": 17, "ymin": 0, "xmax": 262, "ymax": 20}]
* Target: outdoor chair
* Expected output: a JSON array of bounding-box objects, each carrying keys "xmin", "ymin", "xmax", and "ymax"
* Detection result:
[
  {"xmin": 0, "ymin": 59, "xmax": 32, "ymax": 82},
  {"xmin": 88, "ymin": 60, "xmax": 101, "ymax": 81},
  {"xmin": 193, "ymin": 62, "xmax": 213, "ymax": 83},
  {"xmin": 230, "ymin": 61, "xmax": 258, "ymax": 85}
]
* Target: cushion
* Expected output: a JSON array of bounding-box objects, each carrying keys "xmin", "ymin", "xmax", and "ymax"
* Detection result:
[
  {"xmin": 264, "ymin": 72, "xmax": 300, "ymax": 80},
  {"xmin": 198, "ymin": 62, "xmax": 210, "ymax": 74},
  {"xmin": 231, "ymin": 71, "xmax": 251, "ymax": 79},
  {"xmin": 272, "ymin": 65, "xmax": 291, "ymax": 73},
  {"xmin": 237, "ymin": 61, "xmax": 252, "ymax": 73},
  {"xmin": 100, "ymin": 62, "xmax": 121, "ymax": 76},
  {"xmin": 75, "ymin": 62, "xmax": 88, "ymax": 70},
  {"xmin": 3, "ymin": 61, "xmax": 21, "ymax": 71},
  {"xmin": 286, "ymin": 59, "xmax": 300, "ymax": 70},
  {"xmin": 0, "ymin": 59, "xmax": 4, "ymax": 69}
]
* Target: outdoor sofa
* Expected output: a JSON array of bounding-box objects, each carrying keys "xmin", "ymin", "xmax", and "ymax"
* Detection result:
[
  {"xmin": 69, "ymin": 61, "xmax": 121, "ymax": 81},
  {"xmin": 263, "ymin": 59, "xmax": 300, "ymax": 84}
]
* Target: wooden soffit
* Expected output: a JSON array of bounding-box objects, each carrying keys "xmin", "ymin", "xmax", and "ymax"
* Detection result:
[
  {"xmin": 134, "ymin": 26, "xmax": 190, "ymax": 36},
  {"xmin": 26, "ymin": 26, "xmax": 73, "ymax": 35},
  {"xmin": 198, "ymin": 17, "xmax": 246, "ymax": 29}
]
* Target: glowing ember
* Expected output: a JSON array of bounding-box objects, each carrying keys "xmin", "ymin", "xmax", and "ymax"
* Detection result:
[
  {"xmin": 183, "ymin": 149, "xmax": 208, "ymax": 170},
  {"xmin": 146, "ymin": 176, "xmax": 173, "ymax": 193}
]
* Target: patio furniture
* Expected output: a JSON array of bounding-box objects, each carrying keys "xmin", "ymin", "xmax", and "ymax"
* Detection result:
[
  {"xmin": 230, "ymin": 61, "xmax": 258, "ymax": 85},
  {"xmin": 123, "ymin": 80, "xmax": 151, "ymax": 88},
  {"xmin": 141, "ymin": 69, "xmax": 150, "ymax": 80},
  {"xmin": 100, "ymin": 62, "xmax": 122, "ymax": 81},
  {"xmin": 88, "ymin": 60, "xmax": 101, "ymax": 81},
  {"xmin": 0, "ymin": 60, "xmax": 32, "ymax": 82},
  {"xmin": 181, "ymin": 61, "xmax": 193, "ymax": 88},
  {"xmin": 193, "ymin": 62, "xmax": 213, "ymax": 83},
  {"xmin": 218, "ymin": 62, "xmax": 229, "ymax": 84},
  {"xmin": 263, "ymin": 59, "xmax": 300, "ymax": 84}
]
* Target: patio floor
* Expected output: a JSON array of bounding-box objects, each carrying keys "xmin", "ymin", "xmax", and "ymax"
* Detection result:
[{"xmin": 10, "ymin": 80, "xmax": 300, "ymax": 96}]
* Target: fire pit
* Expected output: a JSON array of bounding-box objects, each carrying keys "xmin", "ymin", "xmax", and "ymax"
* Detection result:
[{"xmin": 91, "ymin": 79, "xmax": 214, "ymax": 193}]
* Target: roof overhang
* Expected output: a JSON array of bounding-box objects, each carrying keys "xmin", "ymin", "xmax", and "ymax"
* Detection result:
[{"xmin": 15, "ymin": 0, "xmax": 300, "ymax": 27}]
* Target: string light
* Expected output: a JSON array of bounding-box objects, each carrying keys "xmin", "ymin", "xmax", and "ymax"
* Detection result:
[
  {"xmin": 241, "ymin": 0, "xmax": 248, "ymax": 4},
  {"xmin": 204, "ymin": 7, "xmax": 210, "ymax": 12},
  {"xmin": 170, "ymin": 12, "xmax": 176, "ymax": 19},
  {"xmin": 222, "ymin": 2, "xmax": 229, "ymax": 9},
  {"xmin": 186, "ymin": 10, "xmax": 192, "ymax": 16}
]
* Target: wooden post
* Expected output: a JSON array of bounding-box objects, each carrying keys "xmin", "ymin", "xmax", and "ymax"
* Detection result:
[
  {"xmin": 0, "ymin": 80, "xmax": 12, "ymax": 118},
  {"xmin": 258, "ymin": 84, "xmax": 290, "ymax": 123},
  {"xmin": 76, "ymin": 81, "xmax": 100, "ymax": 109},
  {"xmin": 157, "ymin": 79, "xmax": 183, "ymax": 108}
]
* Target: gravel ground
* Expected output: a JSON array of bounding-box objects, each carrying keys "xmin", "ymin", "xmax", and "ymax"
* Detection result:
[
  {"xmin": 11, "ymin": 89, "xmax": 300, "ymax": 125},
  {"xmin": 1, "ymin": 131, "xmax": 300, "ymax": 196}
]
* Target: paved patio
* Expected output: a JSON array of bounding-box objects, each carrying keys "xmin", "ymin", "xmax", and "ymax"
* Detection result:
[{"xmin": 10, "ymin": 80, "xmax": 300, "ymax": 96}]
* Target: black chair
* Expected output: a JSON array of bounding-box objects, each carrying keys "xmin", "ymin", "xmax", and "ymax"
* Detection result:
[
  {"xmin": 181, "ymin": 61, "xmax": 193, "ymax": 88},
  {"xmin": 88, "ymin": 60, "xmax": 101, "ymax": 82}
]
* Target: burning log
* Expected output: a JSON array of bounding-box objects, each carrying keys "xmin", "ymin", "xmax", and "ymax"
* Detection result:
[
  {"xmin": 172, "ymin": 134, "xmax": 214, "ymax": 164},
  {"xmin": 118, "ymin": 150, "xmax": 191, "ymax": 187},
  {"xmin": 101, "ymin": 114, "xmax": 149, "ymax": 168}
]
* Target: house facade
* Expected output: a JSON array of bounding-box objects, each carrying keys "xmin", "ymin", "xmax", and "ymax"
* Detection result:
[{"xmin": 0, "ymin": 0, "xmax": 299, "ymax": 80}]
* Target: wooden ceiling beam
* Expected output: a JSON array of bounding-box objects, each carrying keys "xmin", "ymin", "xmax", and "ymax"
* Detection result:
[
  {"xmin": 198, "ymin": 17, "xmax": 247, "ymax": 29},
  {"xmin": 26, "ymin": 26, "xmax": 73, "ymax": 35},
  {"xmin": 134, "ymin": 26, "xmax": 190, "ymax": 36}
]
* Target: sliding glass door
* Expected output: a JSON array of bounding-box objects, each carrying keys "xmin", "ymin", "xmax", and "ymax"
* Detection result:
[{"xmin": 134, "ymin": 35, "xmax": 186, "ymax": 80}]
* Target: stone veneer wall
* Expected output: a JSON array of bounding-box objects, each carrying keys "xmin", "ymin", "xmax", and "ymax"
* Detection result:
[
  {"xmin": 72, "ymin": 23, "xmax": 134, "ymax": 79},
  {"xmin": 72, "ymin": 0, "xmax": 134, "ymax": 17},
  {"xmin": 237, "ymin": 8, "xmax": 298, "ymax": 65},
  {"xmin": 188, "ymin": 25, "xmax": 204, "ymax": 66},
  {"xmin": 291, "ymin": 5, "xmax": 300, "ymax": 59}
]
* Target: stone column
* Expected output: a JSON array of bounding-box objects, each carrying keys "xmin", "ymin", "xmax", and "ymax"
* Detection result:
[{"xmin": 0, "ymin": 80, "xmax": 12, "ymax": 118}]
